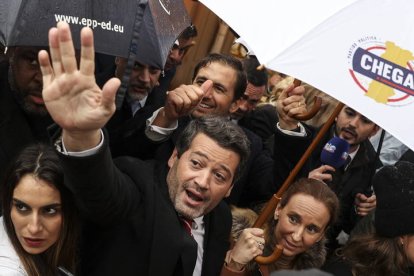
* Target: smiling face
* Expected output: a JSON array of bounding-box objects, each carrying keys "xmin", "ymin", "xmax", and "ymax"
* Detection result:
[
  {"xmin": 191, "ymin": 62, "xmax": 237, "ymax": 118},
  {"xmin": 9, "ymin": 47, "xmax": 46, "ymax": 116},
  {"xmin": 167, "ymin": 133, "xmax": 239, "ymax": 219},
  {"xmin": 274, "ymin": 194, "xmax": 330, "ymax": 257},
  {"xmin": 11, "ymin": 174, "xmax": 62, "ymax": 255},
  {"xmin": 335, "ymin": 106, "xmax": 379, "ymax": 152}
]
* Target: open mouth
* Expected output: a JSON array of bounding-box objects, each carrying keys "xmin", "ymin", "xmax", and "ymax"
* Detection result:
[
  {"xmin": 29, "ymin": 94, "xmax": 44, "ymax": 105},
  {"xmin": 197, "ymin": 101, "xmax": 214, "ymax": 110},
  {"xmin": 186, "ymin": 189, "xmax": 203, "ymax": 202},
  {"xmin": 283, "ymin": 239, "xmax": 299, "ymax": 251},
  {"xmin": 341, "ymin": 128, "xmax": 357, "ymax": 139}
]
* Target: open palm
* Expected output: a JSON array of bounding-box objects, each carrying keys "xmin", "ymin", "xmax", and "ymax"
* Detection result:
[{"xmin": 39, "ymin": 22, "xmax": 120, "ymax": 133}]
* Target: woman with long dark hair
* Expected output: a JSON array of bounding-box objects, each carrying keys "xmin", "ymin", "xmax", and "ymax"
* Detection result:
[{"xmin": 0, "ymin": 144, "xmax": 78, "ymax": 276}]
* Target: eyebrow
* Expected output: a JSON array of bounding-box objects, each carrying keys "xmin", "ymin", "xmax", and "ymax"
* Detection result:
[
  {"xmin": 13, "ymin": 198, "xmax": 62, "ymax": 209},
  {"xmin": 192, "ymin": 151, "xmax": 233, "ymax": 178},
  {"xmin": 196, "ymin": 75, "xmax": 227, "ymax": 92}
]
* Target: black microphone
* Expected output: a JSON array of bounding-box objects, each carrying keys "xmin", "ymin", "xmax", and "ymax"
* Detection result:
[{"xmin": 320, "ymin": 137, "xmax": 350, "ymax": 169}]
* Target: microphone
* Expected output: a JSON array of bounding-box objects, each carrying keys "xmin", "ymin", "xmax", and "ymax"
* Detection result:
[{"xmin": 320, "ymin": 137, "xmax": 350, "ymax": 168}]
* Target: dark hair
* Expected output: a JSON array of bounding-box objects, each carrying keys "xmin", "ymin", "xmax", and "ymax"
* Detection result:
[
  {"xmin": 340, "ymin": 220, "xmax": 410, "ymax": 276},
  {"xmin": 1, "ymin": 144, "xmax": 78, "ymax": 276},
  {"xmin": 192, "ymin": 53, "xmax": 247, "ymax": 102},
  {"xmin": 175, "ymin": 116, "xmax": 250, "ymax": 183},
  {"xmin": 242, "ymin": 56, "xmax": 268, "ymax": 87},
  {"xmin": 179, "ymin": 25, "xmax": 198, "ymax": 40}
]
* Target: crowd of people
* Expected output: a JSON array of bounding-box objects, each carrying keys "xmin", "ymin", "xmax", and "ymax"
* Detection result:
[{"xmin": 0, "ymin": 20, "xmax": 413, "ymax": 276}]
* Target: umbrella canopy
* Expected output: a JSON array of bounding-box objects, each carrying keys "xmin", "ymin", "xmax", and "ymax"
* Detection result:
[
  {"xmin": 200, "ymin": 0, "xmax": 414, "ymax": 151},
  {"xmin": 0, "ymin": 0, "xmax": 190, "ymax": 69}
]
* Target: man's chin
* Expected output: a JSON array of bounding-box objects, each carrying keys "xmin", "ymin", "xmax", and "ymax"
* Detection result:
[{"xmin": 24, "ymin": 104, "xmax": 49, "ymax": 117}]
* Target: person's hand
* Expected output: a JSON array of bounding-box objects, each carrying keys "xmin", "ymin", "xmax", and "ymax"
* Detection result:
[
  {"xmin": 227, "ymin": 228, "xmax": 265, "ymax": 270},
  {"xmin": 39, "ymin": 22, "xmax": 120, "ymax": 149},
  {"xmin": 355, "ymin": 193, "xmax": 376, "ymax": 216},
  {"xmin": 276, "ymin": 84, "xmax": 307, "ymax": 130},
  {"xmin": 164, "ymin": 81, "xmax": 212, "ymax": 120},
  {"xmin": 153, "ymin": 80, "xmax": 212, "ymax": 128},
  {"xmin": 308, "ymin": 165, "xmax": 335, "ymax": 183}
]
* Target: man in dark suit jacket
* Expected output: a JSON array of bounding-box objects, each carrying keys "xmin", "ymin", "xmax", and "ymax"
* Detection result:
[
  {"xmin": 272, "ymin": 103, "xmax": 380, "ymax": 252},
  {"xmin": 95, "ymin": 26, "xmax": 197, "ymax": 159},
  {"xmin": 103, "ymin": 56, "xmax": 164, "ymax": 158},
  {"xmin": 0, "ymin": 47, "xmax": 53, "ymax": 184},
  {"xmin": 144, "ymin": 53, "xmax": 307, "ymax": 208},
  {"xmin": 41, "ymin": 22, "xmax": 251, "ymax": 276}
]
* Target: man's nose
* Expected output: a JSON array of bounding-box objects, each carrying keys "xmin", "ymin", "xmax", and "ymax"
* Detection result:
[
  {"xmin": 195, "ymin": 170, "xmax": 210, "ymax": 190},
  {"xmin": 348, "ymin": 116, "xmax": 360, "ymax": 127},
  {"xmin": 34, "ymin": 68, "xmax": 43, "ymax": 83},
  {"xmin": 139, "ymin": 68, "xmax": 150, "ymax": 83}
]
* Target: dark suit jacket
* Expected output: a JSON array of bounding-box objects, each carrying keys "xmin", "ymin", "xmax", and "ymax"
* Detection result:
[
  {"xmin": 0, "ymin": 62, "xmax": 52, "ymax": 183},
  {"xmin": 58, "ymin": 134, "xmax": 231, "ymax": 276},
  {"xmin": 272, "ymin": 124, "xmax": 380, "ymax": 238},
  {"xmin": 149, "ymin": 117, "xmax": 281, "ymax": 209},
  {"xmin": 105, "ymin": 97, "xmax": 162, "ymax": 159}
]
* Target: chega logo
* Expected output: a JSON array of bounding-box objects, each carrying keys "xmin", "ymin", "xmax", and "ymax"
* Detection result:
[{"xmin": 348, "ymin": 37, "xmax": 414, "ymax": 106}]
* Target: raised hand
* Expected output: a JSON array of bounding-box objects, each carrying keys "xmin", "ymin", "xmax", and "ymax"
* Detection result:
[
  {"xmin": 39, "ymin": 22, "xmax": 120, "ymax": 150},
  {"xmin": 152, "ymin": 80, "xmax": 213, "ymax": 128},
  {"xmin": 226, "ymin": 228, "xmax": 265, "ymax": 271},
  {"xmin": 276, "ymin": 84, "xmax": 307, "ymax": 130}
]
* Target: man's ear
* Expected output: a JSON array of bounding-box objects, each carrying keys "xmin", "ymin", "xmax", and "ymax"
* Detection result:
[
  {"xmin": 224, "ymin": 184, "xmax": 234, "ymax": 198},
  {"xmin": 229, "ymin": 101, "xmax": 238, "ymax": 114},
  {"xmin": 168, "ymin": 148, "xmax": 178, "ymax": 168},
  {"xmin": 115, "ymin": 56, "xmax": 121, "ymax": 66},
  {"xmin": 369, "ymin": 125, "xmax": 381, "ymax": 138}
]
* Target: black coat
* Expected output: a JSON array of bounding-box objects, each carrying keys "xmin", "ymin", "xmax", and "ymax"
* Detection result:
[
  {"xmin": 273, "ymin": 125, "xmax": 380, "ymax": 243},
  {"xmin": 58, "ymin": 134, "xmax": 231, "ymax": 276},
  {"xmin": 0, "ymin": 62, "xmax": 52, "ymax": 183},
  {"xmin": 149, "ymin": 117, "xmax": 281, "ymax": 208},
  {"xmin": 105, "ymin": 96, "xmax": 162, "ymax": 159}
]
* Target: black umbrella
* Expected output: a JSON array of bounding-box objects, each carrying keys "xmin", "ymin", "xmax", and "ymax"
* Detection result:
[
  {"xmin": 0, "ymin": 0, "xmax": 190, "ymax": 70},
  {"xmin": 0, "ymin": 0, "xmax": 191, "ymax": 108}
]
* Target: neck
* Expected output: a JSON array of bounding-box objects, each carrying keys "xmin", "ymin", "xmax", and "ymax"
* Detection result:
[{"xmin": 268, "ymin": 253, "xmax": 295, "ymax": 272}]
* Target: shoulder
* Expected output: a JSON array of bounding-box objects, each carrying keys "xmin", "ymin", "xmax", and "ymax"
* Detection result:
[{"xmin": 0, "ymin": 218, "xmax": 27, "ymax": 276}]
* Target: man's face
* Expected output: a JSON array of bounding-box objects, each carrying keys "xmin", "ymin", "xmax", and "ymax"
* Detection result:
[
  {"xmin": 115, "ymin": 58, "xmax": 161, "ymax": 101},
  {"xmin": 167, "ymin": 133, "xmax": 239, "ymax": 219},
  {"xmin": 164, "ymin": 37, "xmax": 194, "ymax": 71},
  {"xmin": 191, "ymin": 62, "xmax": 237, "ymax": 118},
  {"xmin": 335, "ymin": 106, "xmax": 379, "ymax": 150},
  {"xmin": 229, "ymin": 82, "xmax": 266, "ymax": 120},
  {"xmin": 9, "ymin": 47, "xmax": 46, "ymax": 116}
]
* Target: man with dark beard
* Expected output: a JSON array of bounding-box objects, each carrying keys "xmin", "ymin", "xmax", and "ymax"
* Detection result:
[
  {"xmin": 274, "ymin": 104, "xmax": 380, "ymax": 254},
  {"xmin": 0, "ymin": 46, "xmax": 54, "ymax": 183}
]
